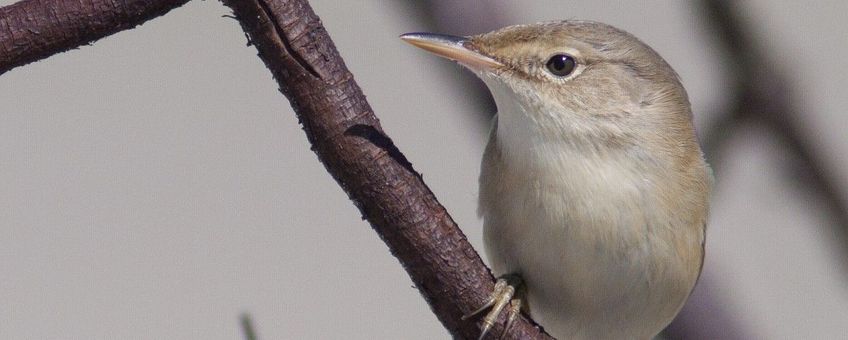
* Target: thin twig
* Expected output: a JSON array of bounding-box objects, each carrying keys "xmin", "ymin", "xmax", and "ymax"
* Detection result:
[{"xmin": 240, "ymin": 313, "xmax": 258, "ymax": 340}]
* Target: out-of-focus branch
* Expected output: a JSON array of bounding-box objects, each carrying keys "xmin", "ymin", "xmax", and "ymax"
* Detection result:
[
  {"xmin": 668, "ymin": 0, "xmax": 848, "ymax": 338},
  {"xmin": 0, "ymin": 0, "xmax": 189, "ymax": 75},
  {"xmin": 698, "ymin": 0, "xmax": 848, "ymax": 271},
  {"xmin": 220, "ymin": 0, "xmax": 551, "ymax": 339},
  {"xmin": 240, "ymin": 313, "xmax": 258, "ymax": 340},
  {"xmin": 663, "ymin": 275, "xmax": 750, "ymax": 339}
]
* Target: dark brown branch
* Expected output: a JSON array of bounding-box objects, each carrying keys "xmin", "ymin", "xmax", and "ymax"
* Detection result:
[
  {"xmin": 220, "ymin": 0, "xmax": 551, "ymax": 339},
  {"xmin": 0, "ymin": 0, "xmax": 189, "ymax": 75}
]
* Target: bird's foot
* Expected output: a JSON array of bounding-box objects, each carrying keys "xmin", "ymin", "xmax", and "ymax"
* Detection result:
[{"xmin": 463, "ymin": 274, "xmax": 524, "ymax": 340}]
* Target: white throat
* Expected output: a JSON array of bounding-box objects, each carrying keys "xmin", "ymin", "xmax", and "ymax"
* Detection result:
[
  {"xmin": 480, "ymin": 74, "xmax": 572, "ymax": 170},
  {"xmin": 478, "ymin": 73, "xmax": 651, "ymax": 200}
]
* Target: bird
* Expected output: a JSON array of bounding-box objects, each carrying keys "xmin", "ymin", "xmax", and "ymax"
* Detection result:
[{"xmin": 401, "ymin": 20, "xmax": 712, "ymax": 340}]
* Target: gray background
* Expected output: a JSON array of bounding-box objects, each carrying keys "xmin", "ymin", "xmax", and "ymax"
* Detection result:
[{"xmin": 1, "ymin": 0, "xmax": 846, "ymax": 339}]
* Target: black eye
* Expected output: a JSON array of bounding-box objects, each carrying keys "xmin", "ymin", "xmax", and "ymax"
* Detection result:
[{"xmin": 545, "ymin": 54, "xmax": 576, "ymax": 77}]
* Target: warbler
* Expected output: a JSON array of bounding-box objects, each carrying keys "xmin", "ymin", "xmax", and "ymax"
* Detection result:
[{"xmin": 402, "ymin": 20, "xmax": 711, "ymax": 340}]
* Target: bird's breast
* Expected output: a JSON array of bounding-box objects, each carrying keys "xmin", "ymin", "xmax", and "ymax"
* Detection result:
[{"xmin": 478, "ymin": 128, "xmax": 703, "ymax": 338}]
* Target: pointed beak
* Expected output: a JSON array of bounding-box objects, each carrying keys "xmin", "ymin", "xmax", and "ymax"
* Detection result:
[{"xmin": 400, "ymin": 33, "xmax": 503, "ymax": 70}]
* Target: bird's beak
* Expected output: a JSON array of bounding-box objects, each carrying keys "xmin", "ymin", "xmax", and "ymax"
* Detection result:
[{"xmin": 400, "ymin": 33, "xmax": 503, "ymax": 70}]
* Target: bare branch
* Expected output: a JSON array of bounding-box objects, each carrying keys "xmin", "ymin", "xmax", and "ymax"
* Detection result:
[
  {"xmin": 219, "ymin": 0, "xmax": 551, "ymax": 338},
  {"xmin": 0, "ymin": 0, "xmax": 189, "ymax": 75}
]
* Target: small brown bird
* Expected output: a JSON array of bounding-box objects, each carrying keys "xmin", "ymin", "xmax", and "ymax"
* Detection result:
[{"xmin": 402, "ymin": 21, "xmax": 712, "ymax": 340}]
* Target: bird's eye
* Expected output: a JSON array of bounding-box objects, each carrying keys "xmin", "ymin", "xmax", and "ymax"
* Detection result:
[{"xmin": 545, "ymin": 54, "xmax": 576, "ymax": 77}]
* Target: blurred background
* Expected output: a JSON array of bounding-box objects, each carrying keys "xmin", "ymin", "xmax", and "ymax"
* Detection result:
[{"xmin": 1, "ymin": 0, "xmax": 846, "ymax": 339}]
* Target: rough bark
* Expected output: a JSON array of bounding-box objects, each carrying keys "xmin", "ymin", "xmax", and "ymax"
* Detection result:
[
  {"xmin": 0, "ymin": 0, "xmax": 189, "ymax": 75},
  {"xmin": 220, "ymin": 0, "xmax": 552, "ymax": 339}
]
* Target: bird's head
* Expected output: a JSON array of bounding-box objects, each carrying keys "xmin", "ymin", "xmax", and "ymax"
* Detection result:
[{"xmin": 401, "ymin": 21, "xmax": 694, "ymax": 149}]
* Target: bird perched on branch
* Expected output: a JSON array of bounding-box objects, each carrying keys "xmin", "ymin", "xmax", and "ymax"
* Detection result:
[{"xmin": 402, "ymin": 20, "xmax": 711, "ymax": 340}]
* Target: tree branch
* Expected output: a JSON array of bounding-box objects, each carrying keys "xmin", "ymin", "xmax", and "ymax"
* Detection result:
[
  {"xmin": 220, "ymin": 0, "xmax": 551, "ymax": 339},
  {"xmin": 0, "ymin": 0, "xmax": 189, "ymax": 75}
]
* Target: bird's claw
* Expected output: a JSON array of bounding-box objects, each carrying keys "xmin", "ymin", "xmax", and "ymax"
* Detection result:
[{"xmin": 463, "ymin": 274, "xmax": 524, "ymax": 340}]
